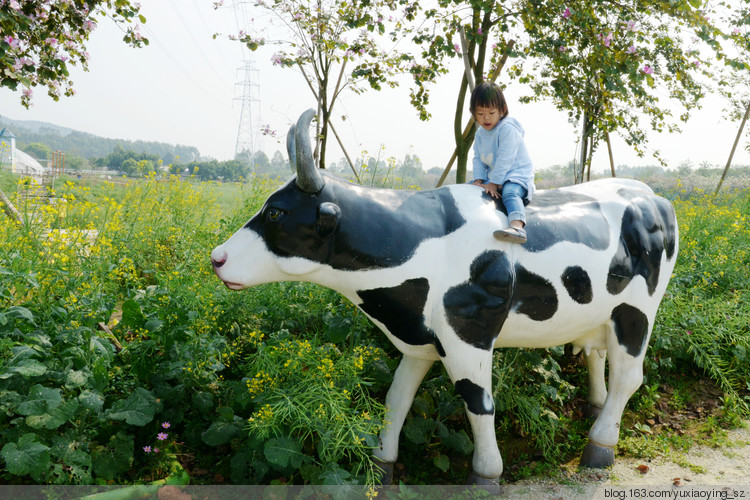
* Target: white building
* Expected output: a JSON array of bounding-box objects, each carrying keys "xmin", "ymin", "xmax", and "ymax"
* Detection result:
[
  {"xmin": 0, "ymin": 128, "xmax": 16, "ymax": 170},
  {"xmin": 0, "ymin": 127, "xmax": 47, "ymax": 177}
]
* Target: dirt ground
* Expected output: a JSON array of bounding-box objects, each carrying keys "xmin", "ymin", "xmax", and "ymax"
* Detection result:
[
  {"xmin": 508, "ymin": 423, "xmax": 750, "ymax": 499},
  {"xmin": 602, "ymin": 424, "xmax": 750, "ymax": 486}
]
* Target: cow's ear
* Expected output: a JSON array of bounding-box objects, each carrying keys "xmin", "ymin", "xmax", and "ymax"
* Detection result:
[{"xmin": 316, "ymin": 202, "xmax": 341, "ymax": 237}]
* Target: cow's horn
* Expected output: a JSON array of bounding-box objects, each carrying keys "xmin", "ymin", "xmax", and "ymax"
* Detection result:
[
  {"xmin": 295, "ymin": 109, "xmax": 325, "ymax": 194},
  {"xmin": 286, "ymin": 123, "xmax": 297, "ymax": 173}
]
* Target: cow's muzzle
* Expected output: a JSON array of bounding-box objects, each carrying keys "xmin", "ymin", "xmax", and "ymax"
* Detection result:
[{"xmin": 211, "ymin": 248, "xmax": 227, "ymax": 268}]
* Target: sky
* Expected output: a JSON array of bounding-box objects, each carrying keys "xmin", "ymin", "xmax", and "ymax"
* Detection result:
[{"xmin": 1, "ymin": 0, "xmax": 748, "ymax": 175}]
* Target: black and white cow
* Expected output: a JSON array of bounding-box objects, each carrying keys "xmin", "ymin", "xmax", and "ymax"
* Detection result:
[{"xmin": 211, "ymin": 109, "xmax": 679, "ymax": 484}]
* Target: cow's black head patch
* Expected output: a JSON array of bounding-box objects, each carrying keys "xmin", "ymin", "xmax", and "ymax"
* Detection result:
[{"xmin": 246, "ymin": 173, "xmax": 466, "ymax": 271}]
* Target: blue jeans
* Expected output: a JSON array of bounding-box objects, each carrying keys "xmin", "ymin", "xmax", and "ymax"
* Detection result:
[{"xmin": 502, "ymin": 182, "xmax": 528, "ymax": 225}]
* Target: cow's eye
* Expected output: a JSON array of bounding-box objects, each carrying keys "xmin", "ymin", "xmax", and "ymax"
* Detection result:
[{"xmin": 265, "ymin": 208, "xmax": 284, "ymax": 222}]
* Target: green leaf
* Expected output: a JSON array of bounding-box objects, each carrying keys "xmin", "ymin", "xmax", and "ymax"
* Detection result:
[
  {"xmin": 201, "ymin": 421, "xmax": 240, "ymax": 446},
  {"xmin": 91, "ymin": 432, "xmax": 133, "ymax": 480},
  {"xmin": 65, "ymin": 370, "xmax": 89, "ymax": 388},
  {"xmin": 144, "ymin": 318, "xmax": 163, "ymax": 333},
  {"xmin": 26, "ymin": 399, "xmax": 78, "ymax": 430},
  {"xmin": 120, "ymin": 300, "xmax": 145, "ymax": 328},
  {"xmin": 7, "ymin": 358, "xmax": 47, "ymax": 378},
  {"xmin": 403, "ymin": 417, "xmax": 435, "ymax": 445},
  {"xmin": 1, "ymin": 433, "xmax": 50, "ymax": 477},
  {"xmin": 319, "ymin": 465, "xmax": 354, "ymax": 486},
  {"xmin": 264, "ymin": 437, "xmax": 305, "ymax": 468},
  {"xmin": 4, "ymin": 306, "xmax": 35, "ymax": 324},
  {"xmin": 433, "ymin": 454, "xmax": 450, "ymax": 472},
  {"xmin": 17, "ymin": 385, "xmax": 62, "ymax": 416},
  {"xmin": 687, "ymin": 0, "xmax": 702, "ymax": 7},
  {"xmin": 79, "ymin": 390, "xmax": 104, "ymax": 412},
  {"xmin": 442, "ymin": 429, "xmax": 474, "ymax": 455},
  {"xmin": 106, "ymin": 388, "xmax": 155, "ymax": 426}
]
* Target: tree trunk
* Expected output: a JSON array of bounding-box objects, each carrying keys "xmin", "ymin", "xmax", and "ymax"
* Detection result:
[
  {"xmin": 716, "ymin": 100, "xmax": 750, "ymax": 196},
  {"xmin": 605, "ymin": 131, "xmax": 616, "ymax": 177},
  {"xmin": 454, "ymin": 74, "xmax": 472, "ymax": 184},
  {"xmin": 577, "ymin": 110, "xmax": 590, "ymax": 184},
  {"xmin": 437, "ymin": 40, "xmax": 515, "ymax": 187}
]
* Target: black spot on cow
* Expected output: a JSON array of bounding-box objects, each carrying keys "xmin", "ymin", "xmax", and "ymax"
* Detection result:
[
  {"xmin": 611, "ymin": 303, "xmax": 649, "ymax": 357},
  {"xmin": 607, "ymin": 190, "xmax": 677, "ymax": 296},
  {"xmin": 357, "ymin": 278, "xmax": 445, "ymax": 357},
  {"xmin": 561, "ymin": 266, "xmax": 593, "ymax": 304},
  {"xmin": 511, "ymin": 265, "xmax": 559, "ymax": 320},
  {"xmin": 247, "ymin": 173, "xmax": 466, "ymax": 271},
  {"xmin": 516, "ymin": 190, "xmax": 611, "ymax": 253},
  {"xmin": 455, "ymin": 379, "xmax": 494, "ymax": 415},
  {"xmin": 443, "ymin": 251, "xmax": 513, "ymax": 351}
]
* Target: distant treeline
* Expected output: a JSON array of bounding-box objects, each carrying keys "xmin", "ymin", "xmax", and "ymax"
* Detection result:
[{"xmin": 0, "ymin": 115, "xmax": 200, "ymax": 164}]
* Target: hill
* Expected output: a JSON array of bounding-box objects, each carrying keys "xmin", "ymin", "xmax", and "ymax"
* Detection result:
[{"xmin": 0, "ymin": 115, "xmax": 201, "ymax": 164}]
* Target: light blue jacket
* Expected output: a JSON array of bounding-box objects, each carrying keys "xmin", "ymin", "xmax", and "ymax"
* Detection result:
[{"xmin": 472, "ymin": 116, "xmax": 535, "ymax": 201}]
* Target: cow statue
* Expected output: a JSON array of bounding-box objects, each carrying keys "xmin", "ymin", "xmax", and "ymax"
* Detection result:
[{"xmin": 211, "ymin": 109, "xmax": 679, "ymax": 485}]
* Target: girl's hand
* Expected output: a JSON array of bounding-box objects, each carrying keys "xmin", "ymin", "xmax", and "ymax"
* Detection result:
[
  {"xmin": 472, "ymin": 179, "xmax": 485, "ymax": 186},
  {"xmin": 484, "ymin": 182, "xmax": 500, "ymax": 199}
]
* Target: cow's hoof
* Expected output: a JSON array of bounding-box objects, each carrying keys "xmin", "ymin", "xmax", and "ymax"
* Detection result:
[
  {"xmin": 583, "ymin": 404, "xmax": 603, "ymax": 419},
  {"xmin": 372, "ymin": 457, "xmax": 394, "ymax": 485},
  {"xmin": 580, "ymin": 441, "xmax": 615, "ymax": 468},
  {"xmin": 466, "ymin": 471, "xmax": 501, "ymax": 493}
]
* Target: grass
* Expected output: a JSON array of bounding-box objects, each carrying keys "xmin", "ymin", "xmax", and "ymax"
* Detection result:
[{"xmin": 0, "ymin": 169, "xmax": 747, "ymax": 486}]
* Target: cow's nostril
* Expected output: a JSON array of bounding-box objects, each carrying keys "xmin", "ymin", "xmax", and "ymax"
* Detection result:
[{"xmin": 211, "ymin": 249, "xmax": 228, "ymax": 268}]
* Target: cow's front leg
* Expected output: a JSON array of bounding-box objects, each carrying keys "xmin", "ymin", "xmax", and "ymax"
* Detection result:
[
  {"xmin": 373, "ymin": 355, "xmax": 434, "ymax": 483},
  {"xmin": 443, "ymin": 350, "xmax": 502, "ymax": 483}
]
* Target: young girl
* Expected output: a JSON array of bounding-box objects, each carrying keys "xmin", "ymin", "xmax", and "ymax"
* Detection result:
[{"xmin": 470, "ymin": 82, "xmax": 535, "ymax": 244}]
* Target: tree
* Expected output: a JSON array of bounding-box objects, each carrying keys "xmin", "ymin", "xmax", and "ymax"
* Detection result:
[
  {"xmin": 520, "ymin": 0, "xmax": 720, "ymax": 182},
  {"xmin": 21, "ymin": 142, "xmax": 50, "ymax": 160},
  {"xmin": 1, "ymin": 0, "xmax": 147, "ymax": 107},
  {"xmin": 399, "ymin": 0, "xmax": 725, "ymax": 184},
  {"xmin": 231, "ymin": 0, "xmax": 413, "ymax": 169},
  {"xmin": 713, "ymin": 0, "xmax": 750, "ymax": 195}
]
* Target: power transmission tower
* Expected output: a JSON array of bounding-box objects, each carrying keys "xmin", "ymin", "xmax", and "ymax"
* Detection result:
[{"xmin": 234, "ymin": 58, "xmax": 262, "ymax": 166}]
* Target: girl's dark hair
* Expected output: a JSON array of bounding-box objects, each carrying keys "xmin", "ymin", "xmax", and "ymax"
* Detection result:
[{"xmin": 470, "ymin": 82, "xmax": 508, "ymax": 118}]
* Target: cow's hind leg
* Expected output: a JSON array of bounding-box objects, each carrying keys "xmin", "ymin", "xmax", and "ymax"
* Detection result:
[
  {"xmin": 581, "ymin": 304, "xmax": 651, "ymax": 468},
  {"xmin": 584, "ymin": 349, "xmax": 607, "ymax": 418},
  {"xmin": 373, "ymin": 355, "xmax": 434, "ymax": 483}
]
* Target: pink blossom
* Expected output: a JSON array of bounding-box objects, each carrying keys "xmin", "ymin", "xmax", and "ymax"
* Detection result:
[
  {"xmin": 271, "ymin": 52, "xmax": 283, "ymax": 65},
  {"xmin": 4, "ymin": 36, "xmax": 19, "ymax": 49},
  {"xmin": 143, "ymin": 446, "xmax": 152, "ymax": 453},
  {"xmin": 624, "ymin": 20, "xmax": 636, "ymax": 31},
  {"xmin": 477, "ymin": 27, "xmax": 483, "ymax": 35},
  {"xmin": 454, "ymin": 43, "xmax": 461, "ymax": 54},
  {"xmin": 604, "ymin": 32, "xmax": 613, "ymax": 47},
  {"xmin": 642, "ymin": 65, "xmax": 653, "ymax": 75},
  {"xmin": 22, "ymin": 88, "xmax": 33, "ymax": 98},
  {"xmin": 559, "ymin": 46, "xmax": 567, "ymax": 52},
  {"xmin": 162, "ymin": 422, "xmax": 171, "ymax": 429},
  {"xmin": 627, "ymin": 45, "xmax": 636, "ymax": 54},
  {"xmin": 733, "ymin": 28, "xmax": 741, "ymax": 35},
  {"xmin": 45, "ymin": 37, "xmax": 58, "ymax": 47},
  {"xmin": 563, "ymin": 7, "xmax": 571, "ymax": 19},
  {"xmin": 157, "ymin": 432, "xmax": 168, "ymax": 441},
  {"xmin": 9, "ymin": 0, "xmax": 21, "ymax": 10},
  {"xmin": 692, "ymin": 60, "xmax": 700, "ymax": 67}
]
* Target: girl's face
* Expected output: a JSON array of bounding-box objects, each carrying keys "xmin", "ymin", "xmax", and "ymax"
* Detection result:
[{"xmin": 474, "ymin": 105, "xmax": 502, "ymax": 131}]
